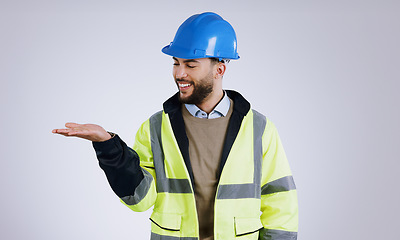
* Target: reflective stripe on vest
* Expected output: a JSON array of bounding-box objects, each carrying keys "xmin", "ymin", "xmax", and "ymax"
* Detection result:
[
  {"xmin": 151, "ymin": 232, "xmax": 198, "ymax": 240},
  {"xmin": 216, "ymin": 109, "xmax": 266, "ymax": 199},
  {"xmin": 149, "ymin": 109, "xmax": 267, "ymax": 199},
  {"xmin": 259, "ymin": 228, "xmax": 298, "ymax": 240},
  {"xmin": 149, "ymin": 111, "xmax": 193, "ymax": 194}
]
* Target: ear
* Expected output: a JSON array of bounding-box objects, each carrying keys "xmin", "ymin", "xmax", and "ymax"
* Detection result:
[{"xmin": 214, "ymin": 62, "xmax": 226, "ymax": 79}]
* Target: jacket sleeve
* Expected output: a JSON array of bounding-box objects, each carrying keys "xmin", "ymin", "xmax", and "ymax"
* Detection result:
[
  {"xmin": 93, "ymin": 119, "xmax": 157, "ymax": 212},
  {"xmin": 259, "ymin": 120, "xmax": 298, "ymax": 240},
  {"xmin": 93, "ymin": 134, "xmax": 144, "ymax": 198}
]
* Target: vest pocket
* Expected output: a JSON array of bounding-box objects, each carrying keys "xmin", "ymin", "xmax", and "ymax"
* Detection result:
[
  {"xmin": 150, "ymin": 211, "xmax": 182, "ymax": 232},
  {"xmin": 234, "ymin": 217, "xmax": 263, "ymax": 237}
]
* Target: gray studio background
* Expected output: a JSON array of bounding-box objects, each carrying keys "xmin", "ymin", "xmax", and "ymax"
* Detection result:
[{"xmin": 1, "ymin": 0, "xmax": 399, "ymax": 239}]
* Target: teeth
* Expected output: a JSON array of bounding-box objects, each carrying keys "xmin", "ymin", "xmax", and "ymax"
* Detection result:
[{"xmin": 179, "ymin": 83, "xmax": 191, "ymax": 87}]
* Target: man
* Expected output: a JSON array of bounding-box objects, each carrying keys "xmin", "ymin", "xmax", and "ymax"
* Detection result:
[{"xmin": 53, "ymin": 12, "xmax": 298, "ymax": 240}]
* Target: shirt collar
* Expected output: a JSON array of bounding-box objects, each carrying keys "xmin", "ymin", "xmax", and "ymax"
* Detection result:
[{"xmin": 185, "ymin": 91, "xmax": 231, "ymax": 119}]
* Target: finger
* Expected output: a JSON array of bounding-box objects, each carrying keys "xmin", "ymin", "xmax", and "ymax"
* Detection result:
[
  {"xmin": 65, "ymin": 122, "xmax": 81, "ymax": 128},
  {"xmin": 57, "ymin": 132, "xmax": 72, "ymax": 137},
  {"xmin": 52, "ymin": 129, "xmax": 69, "ymax": 133},
  {"xmin": 54, "ymin": 128, "xmax": 85, "ymax": 135},
  {"xmin": 53, "ymin": 129, "xmax": 74, "ymax": 136},
  {"xmin": 67, "ymin": 128, "xmax": 91, "ymax": 136},
  {"xmin": 52, "ymin": 129, "xmax": 74, "ymax": 137},
  {"xmin": 56, "ymin": 128, "xmax": 85, "ymax": 136}
]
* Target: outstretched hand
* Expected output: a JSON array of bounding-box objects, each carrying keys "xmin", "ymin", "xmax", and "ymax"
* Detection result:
[{"xmin": 52, "ymin": 123, "xmax": 112, "ymax": 142}]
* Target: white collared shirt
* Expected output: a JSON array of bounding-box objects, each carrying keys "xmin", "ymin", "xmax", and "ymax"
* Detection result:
[{"xmin": 184, "ymin": 92, "xmax": 230, "ymax": 119}]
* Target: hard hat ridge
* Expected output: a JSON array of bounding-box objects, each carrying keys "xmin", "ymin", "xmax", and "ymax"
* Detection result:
[{"xmin": 162, "ymin": 12, "xmax": 240, "ymax": 60}]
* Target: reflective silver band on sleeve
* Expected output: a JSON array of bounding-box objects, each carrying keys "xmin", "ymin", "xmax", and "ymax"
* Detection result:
[
  {"xmin": 121, "ymin": 168, "xmax": 154, "ymax": 205},
  {"xmin": 261, "ymin": 176, "xmax": 296, "ymax": 195}
]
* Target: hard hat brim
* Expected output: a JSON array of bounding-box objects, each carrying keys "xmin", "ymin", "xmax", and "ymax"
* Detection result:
[{"xmin": 162, "ymin": 45, "xmax": 240, "ymax": 60}]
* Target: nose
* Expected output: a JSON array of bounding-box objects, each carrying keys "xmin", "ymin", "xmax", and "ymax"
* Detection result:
[{"xmin": 174, "ymin": 65, "xmax": 188, "ymax": 79}]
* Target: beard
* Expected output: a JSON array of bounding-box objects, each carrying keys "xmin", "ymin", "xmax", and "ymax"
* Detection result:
[{"xmin": 176, "ymin": 73, "xmax": 214, "ymax": 105}]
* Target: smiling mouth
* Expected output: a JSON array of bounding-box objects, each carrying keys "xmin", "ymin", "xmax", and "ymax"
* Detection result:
[{"xmin": 177, "ymin": 82, "xmax": 192, "ymax": 91}]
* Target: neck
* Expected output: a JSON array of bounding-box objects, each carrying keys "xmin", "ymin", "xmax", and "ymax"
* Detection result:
[{"xmin": 196, "ymin": 89, "xmax": 224, "ymax": 114}]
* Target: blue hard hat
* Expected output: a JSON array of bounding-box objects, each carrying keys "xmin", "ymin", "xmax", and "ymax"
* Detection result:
[{"xmin": 162, "ymin": 12, "xmax": 240, "ymax": 60}]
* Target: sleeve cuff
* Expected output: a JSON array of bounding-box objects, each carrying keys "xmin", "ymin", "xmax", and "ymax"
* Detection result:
[{"xmin": 92, "ymin": 134, "xmax": 123, "ymax": 162}]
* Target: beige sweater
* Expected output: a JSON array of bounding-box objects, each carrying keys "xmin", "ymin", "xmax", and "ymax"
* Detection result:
[{"xmin": 181, "ymin": 100, "xmax": 233, "ymax": 240}]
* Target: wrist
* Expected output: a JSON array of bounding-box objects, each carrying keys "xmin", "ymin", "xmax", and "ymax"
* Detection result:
[
  {"xmin": 93, "ymin": 131, "xmax": 115, "ymax": 142},
  {"xmin": 107, "ymin": 131, "xmax": 116, "ymax": 139}
]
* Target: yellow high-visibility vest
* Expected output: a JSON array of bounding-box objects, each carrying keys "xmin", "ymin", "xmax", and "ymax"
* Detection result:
[{"xmin": 120, "ymin": 91, "xmax": 298, "ymax": 240}]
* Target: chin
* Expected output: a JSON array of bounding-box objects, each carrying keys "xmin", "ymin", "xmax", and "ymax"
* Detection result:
[{"xmin": 178, "ymin": 96, "xmax": 189, "ymax": 103}]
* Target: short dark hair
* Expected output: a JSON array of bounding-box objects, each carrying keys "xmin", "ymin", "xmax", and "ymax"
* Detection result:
[{"xmin": 209, "ymin": 58, "xmax": 229, "ymax": 64}]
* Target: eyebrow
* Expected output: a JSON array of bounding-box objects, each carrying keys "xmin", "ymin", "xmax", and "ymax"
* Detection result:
[{"xmin": 173, "ymin": 57, "xmax": 200, "ymax": 64}]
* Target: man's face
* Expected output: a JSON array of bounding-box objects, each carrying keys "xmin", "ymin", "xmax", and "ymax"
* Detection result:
[{"xmin": 172, "ymin": 57, "xmax": 216, "ymax": 104}]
